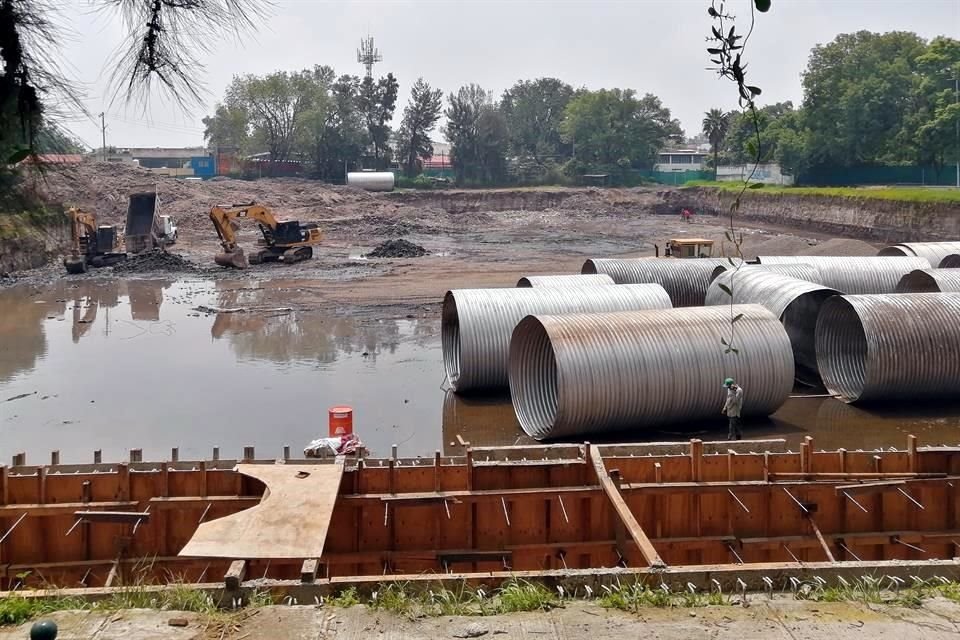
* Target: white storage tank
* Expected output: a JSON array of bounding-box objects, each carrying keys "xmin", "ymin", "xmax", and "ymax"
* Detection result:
[{"xmin": 347, "ymin": 171, "xmax": 395, "ymax": 192}]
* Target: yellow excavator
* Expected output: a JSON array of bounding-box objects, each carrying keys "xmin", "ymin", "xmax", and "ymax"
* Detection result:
[
  {"xmin": 209, "ymin": 203, "xmax": 324, "ymax": 269},
  {"xmin": 63, "ymin": 207, "xmax": 127, "ymax": 274}
]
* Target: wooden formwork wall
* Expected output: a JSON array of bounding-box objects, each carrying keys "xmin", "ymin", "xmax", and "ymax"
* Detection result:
[{"xmin": 2, "ymin": 439, "xmax": 960, "ymax": 590}]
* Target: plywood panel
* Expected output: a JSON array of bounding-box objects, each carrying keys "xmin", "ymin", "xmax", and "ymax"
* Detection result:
[{"xmin": 179, "ymin": 463, "xmax": 343, "ymax": 559}]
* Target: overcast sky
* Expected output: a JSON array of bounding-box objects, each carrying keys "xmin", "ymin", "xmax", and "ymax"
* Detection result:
[{"xmin": 58, "ymin": 0, "xmax": 959, "ymax": 150}]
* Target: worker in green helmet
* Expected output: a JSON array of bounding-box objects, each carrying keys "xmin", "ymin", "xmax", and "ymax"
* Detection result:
[{"xmin": 722, "ymin": 377, "xmax": 744, "ymax": 440}]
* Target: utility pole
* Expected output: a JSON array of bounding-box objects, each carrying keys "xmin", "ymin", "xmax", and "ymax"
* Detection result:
[
  {"xmin": 955, "ymin": 70, "xmax": 958, "ymax": 188},
  {"xmin": 99, "ymin": 112, "xmax": 107, "ymax": 162}
]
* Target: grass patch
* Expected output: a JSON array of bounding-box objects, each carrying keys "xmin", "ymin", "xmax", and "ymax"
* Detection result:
[
  {"xmin": 327, "ymin": 587, "xmax": 361, "ymax": 608},
  {"xmin": 683, "ymin": 180, "xmax": 960, "ymax": 204},
  {"xmin": 495, "ymin": 579, "xmax": 559, "ymax": 613}
]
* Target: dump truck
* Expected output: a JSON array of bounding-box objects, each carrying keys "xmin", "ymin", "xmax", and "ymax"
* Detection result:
[{"xmin": 125, "ymin": 192, "xmax": 177, "ymax": 253}]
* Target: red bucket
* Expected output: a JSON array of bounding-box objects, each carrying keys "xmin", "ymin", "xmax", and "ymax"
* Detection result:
[{"xmin": 328, "ymin": 406, "xmax": 353, "ymax": 437}]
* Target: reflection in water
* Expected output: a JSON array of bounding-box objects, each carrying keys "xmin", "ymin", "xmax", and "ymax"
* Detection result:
[
  {"xmin": 770, "ymin": 396, "xmax": 960, "ymax": 450},
  {"xmin": 128, "ymin": 280, "xmax": 169, "ymax": 321},
  {"xmin": 5, "ymin": 277, "xmax": 960, "ymax": 463},
  {"xmin": 210, "ymin": 283, "xmax": 437, "ymax": 366},
  {"xmin": 0, "ymin": 278, "xmax": 444, "ymax": 462},
  {"xmin": 441, "ymin": 391, "xmax": 534, "ymax": 455},
  {"xmin": 0, "ymin": 289, "xmax": 63, "ymax": 384}
]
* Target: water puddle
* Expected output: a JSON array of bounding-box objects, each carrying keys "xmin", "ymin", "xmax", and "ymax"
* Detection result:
[
  {"xmin": 0, "ymin": 279, "xmax": 443, "ymax": 462},
  {"xmin": 2, "ymin": 278, "xmax": 960, "ymax": 463}
]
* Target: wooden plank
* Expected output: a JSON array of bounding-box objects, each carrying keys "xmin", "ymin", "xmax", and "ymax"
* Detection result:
[
  {"xmin": 835, "ymin": 481, "xmax": 906, "ymax": 494},
  {"xmin": 807, "ymin": 515, "xmax": 836, "ymax": 562},
  {"xmin": 0, "ymin": 502, "xmax": 135, "ymax": 516},
  {"xmin": 300, "ymin": 558, "xmax": 318, "ymax": 583},
  {"xmin": 75, "ymin": 511, "xmax": 150, "ymax": 524},
  {"xmin": 180, "ymin": 463, "xmax": 344, "ymax": 559},
  {"xmin": 770, "ymin": 472, "xmax": 943, "ymax": 479},
  {"xmin": 105, "ymin": 557, "xmax": 120, "ymax": 588},
  {"xmin": 590, "ymin": 453, "xmax": 665, "ymax": 568},
  {"xmin": 224, "ymin": 560, "xmax": 246, "ymax": 590}
]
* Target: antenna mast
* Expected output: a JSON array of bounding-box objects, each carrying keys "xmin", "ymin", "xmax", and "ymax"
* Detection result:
[{"xmin": 357, "ymin": 35, "xmax": 383, "ymax": 77}]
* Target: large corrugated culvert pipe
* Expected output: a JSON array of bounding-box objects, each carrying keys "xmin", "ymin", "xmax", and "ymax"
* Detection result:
[
  {"xmin": 895, "ymin": 269, "xmax": 960, "ymax": 293},
  {"xmin": 940, "ymin": 254, "xmax": 960, "ymax": 268},
  {"xmin": 755, "ymin": 256, "xmax": 930, "ymax": 294},
  {"xmin": 816, "ymin": 293, "xmax": 960, "ymax": 404},
  {"xmin": 878, "ymin": 242, "xmax": 960, "ymax": 267},
  {"xmin": 709, "ymin": 263, "xmax": 824, "ymax": 284},
  {"xmin": 581, "ymin": 258, "xmax": 737, "ymax": 306},
  {"xmin": 443, "ymin": 284, "xmax": 672, "ymax": 393},
  {"xmin": 516, "ymin": 274, "xmax": 615, "ymax": 288},
  {"xmin": 706, "ymin": 270, "xmax": 840, "ymax": 386},
  {"xmin": 509, "ymin": 304, "xmax": 794, "ymax": 440}
]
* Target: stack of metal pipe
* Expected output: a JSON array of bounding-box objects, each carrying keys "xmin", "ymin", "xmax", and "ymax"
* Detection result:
[
  {"xmin": 706, "ymin": 268, "xmax": 839, "ymax": 386},
  {"xmin": 878, "ymin": 242, "xmax": 960, "ymax": 267},
  {"xmin": 442, "ymin": 284, "xmax": 672, "ymax": 393},
  {"xmin": 516, "ymin": 274, "xmax": 615, "ymax": 288},
  {"xmin": 709, "ymin": 263, "xmax": 824, "ymax": 284},
  {"xmin": 816, "ymin": 293, "xmax": 960, "ymax": 404},
  {"xmin": 895, "ymin": 269, "xmax": 960, "ymax": 293},
  {"xmin": 581, "ymin": 257, "xmax": 737, "ymax": 306},
  {"xmin": 508, "ymin": 304, "xmax": 794, "ymax": 440},
  {"xmin": 755, "ymin": 256, "xmax": 930, "ymax": 294}
]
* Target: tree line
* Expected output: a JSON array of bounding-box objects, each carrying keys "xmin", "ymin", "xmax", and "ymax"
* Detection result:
[
  {"xmin": 202, "ymin": 71, "xmax": 683, "ymax": 184},
  {"xmin": 703, "ymin": 32, "xmax": 960, "ymax": 183}
]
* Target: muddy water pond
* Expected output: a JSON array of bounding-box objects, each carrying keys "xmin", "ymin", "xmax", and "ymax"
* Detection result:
[{"xmin": 2, "ymin": 278, "xmax": 960, "ymax": 463}]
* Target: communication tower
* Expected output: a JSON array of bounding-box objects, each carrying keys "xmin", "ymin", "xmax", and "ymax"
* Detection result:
[{"xmin": 357, "ymin": 36, "xmax": 382, "ymax": 78}]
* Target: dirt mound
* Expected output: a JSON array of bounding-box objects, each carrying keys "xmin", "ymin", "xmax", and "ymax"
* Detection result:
[
  {"xmin": 33, "ymin": 162, "xmax": 376, "ymax": 233},
  {"xmin": 366, "ymin": 239, "xmax": 427, "ymax": 258},
  {"xmin": 112, "ymin": 249, "xmax": 201, "ymax": 274}
]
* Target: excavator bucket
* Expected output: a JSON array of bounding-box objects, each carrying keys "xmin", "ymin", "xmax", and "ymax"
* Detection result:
[{"xmin": 214, "ymin": 248, "xmax": 248, "ymax": 269}]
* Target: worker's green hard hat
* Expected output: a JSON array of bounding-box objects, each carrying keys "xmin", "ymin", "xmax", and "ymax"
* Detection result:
[{"xmin": 723, "ymin": 378, "xmax": 735, "ymax": 387}]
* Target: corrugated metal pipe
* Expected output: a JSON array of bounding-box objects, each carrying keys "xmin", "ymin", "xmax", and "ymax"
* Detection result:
[
  {"xmin": 517, "ymin": 274, "xmax": 615, "ymax": 288},
  {"xmin": 878, "ymin": 242, "xmax": 960, "ymax": 267},
  {"xmin": 940, "ymin": 254, "xmax": 960, "ymax": 268},
  {"xmin": 755, "ymin": 256, "xmax": 930, "ymax": 294},
  {"xmin": 816, "ymin": 293, "xmax": 960, "ymax": 403},
  {"xmin": 709, "ymin": 263, "xmax": 823, "ymax": 284},
  {"xmin": 443, "ymin": 284, "xmax": 672, "ymax": 393},
  {"xmin": 896, "ymin": 269, "xmax": 960, "ymax": 293},
  {"xmin": 509, "ymin": 304, "xmax": 794, "ymax": 440},
  {"xmin": 706, "ymin": 269, "xmax": 840, "ymax": 386},
  {"xmin": 581, "ymin": 257, "xmax": 738, "ymax": 306}
]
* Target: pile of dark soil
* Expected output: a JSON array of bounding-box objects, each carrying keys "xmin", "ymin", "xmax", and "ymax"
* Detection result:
[
  {"xmin": 366, "ymin": 239, "xmax": 428, "ymax": 258},
  {"xmin": 112, "ymin": 249, "xmax": 200, "ymax": 273}
]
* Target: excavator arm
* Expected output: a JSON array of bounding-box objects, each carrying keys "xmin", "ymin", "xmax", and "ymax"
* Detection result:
[
  {"xmin": 210, "ymin": 203, "xmax": 322, "ymax": 269},
  {"xmin": 68, "ymin": 208, "xmax": 98, "ymax": 251},
  {"xmin": 210, "ymin": 203, "xmax": 282, "ymax": 269},
  {"xmin": 64, "ymin": 208, "xmax": 98, "ymax": 274}
]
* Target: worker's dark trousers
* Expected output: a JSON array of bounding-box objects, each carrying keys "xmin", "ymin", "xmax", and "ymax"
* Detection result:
[{"xmin": 727, "ymin": 416, "xmax": 742, "ymax": 440}]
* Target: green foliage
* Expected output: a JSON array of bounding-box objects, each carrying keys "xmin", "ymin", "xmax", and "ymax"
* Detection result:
[
  {"xmin": 495, "ymin": 579, "xmax": 559, "ymax": 613},
  {"xmin": 684, "ymin": 181, "xmax": 960, "ymax": 203},
  {"xmin": 702, "ymin": 108, "xmax": 731, "ymax": 177},
  {"xmin": 803, "ymin": 32, "xmax": 959, "ymax": 170},
  {"xmin": 500, "ymin": 78, "xmax": 575, "ymax": 163},
  {"xmin": 560, "ymin": 89, "xmax": 682, "ymax": 179},
  {"xmin": 358, "ymin": 73, "xmax": 399, "ymax": 168},
  {"xmin": 396, "ymin": 78, "xmax": 444, "ymax": 178},
  {"xmin": 443, "ymin": 84, "xmax": 509, "ymax": 185},
  {"xmin": 369, "ymin": 583, "xmax": 418, "ymax": 618},
  {"xmin": 328, "ymin": 587, "xmax": 361, "ymax": 607}
]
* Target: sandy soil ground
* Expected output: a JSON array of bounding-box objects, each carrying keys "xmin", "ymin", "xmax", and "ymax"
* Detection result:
[
  {"xmin": 4, "ymin": 599, "xmax": 960, "ymax": 639},
  {"xmin": 8, "ymin": 162, "xmax": 880, "ymax": 319}
]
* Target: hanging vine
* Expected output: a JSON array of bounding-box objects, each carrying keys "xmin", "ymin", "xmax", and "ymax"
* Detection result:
[{"xmin": 706, "ymin": 0, "xmax": 771, "ymax": 354}]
